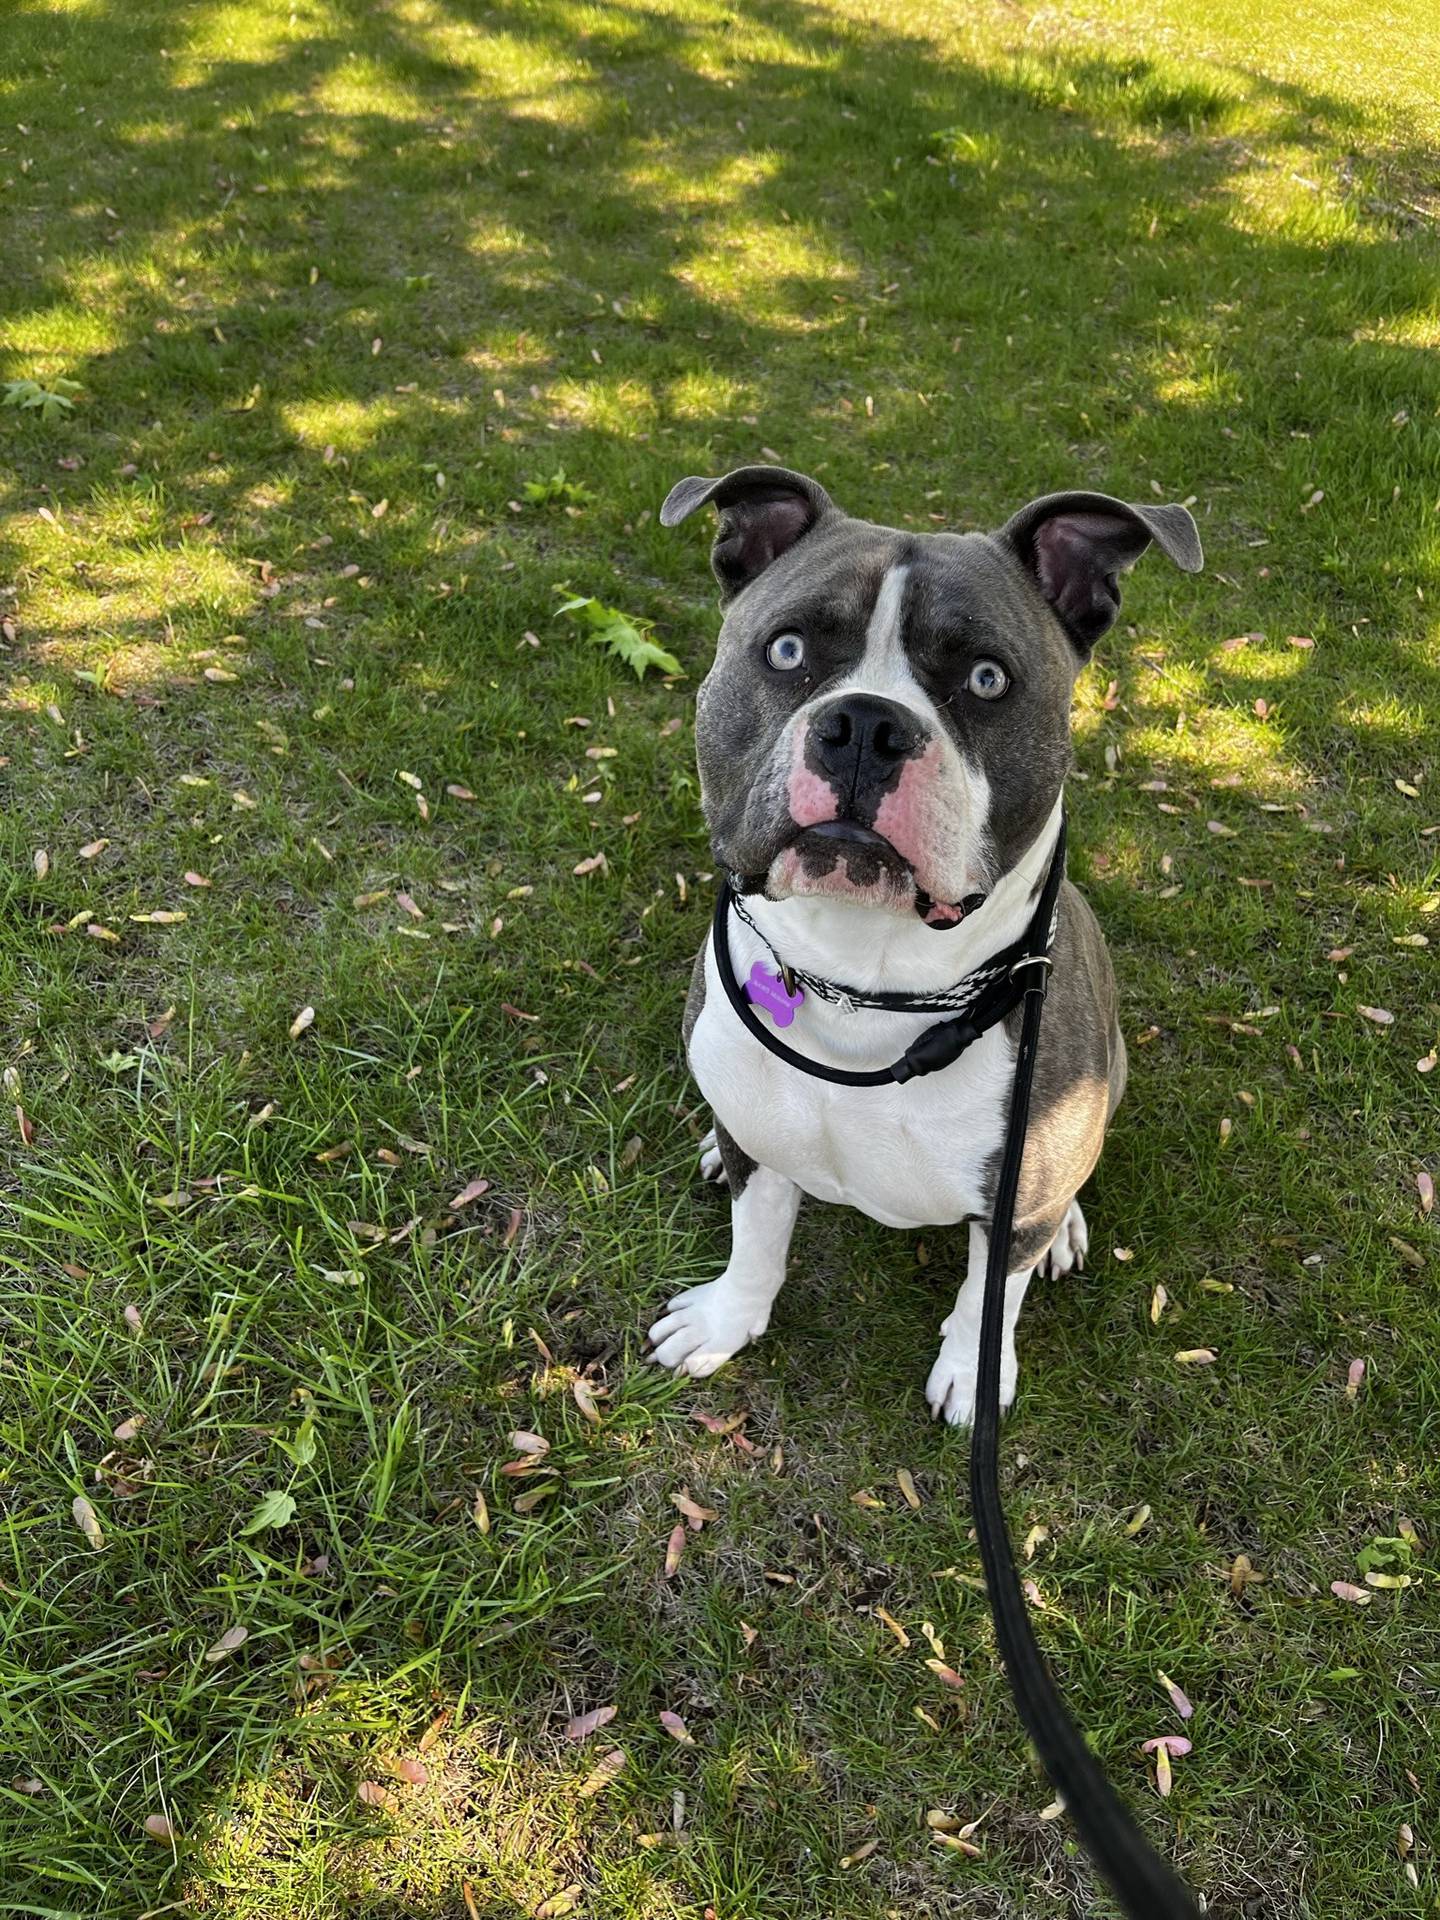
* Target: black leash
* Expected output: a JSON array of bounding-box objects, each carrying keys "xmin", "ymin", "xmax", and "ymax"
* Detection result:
[
  {"xmin": 973, "ymin": 931, "xmax": 1202, "ymax": 1920},
  {"xmin": 710, "ymin": 819, "xmax": 1202, "ymax": 1918}
]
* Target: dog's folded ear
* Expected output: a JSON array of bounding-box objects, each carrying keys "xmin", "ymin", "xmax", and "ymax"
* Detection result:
[
  {"xmin": 998, "ymin": 490, "xmax": 1203, "ymax": 654},
  {"xmin": 661, "ymin": 464, "xmax": 833, "ymax": 598}
]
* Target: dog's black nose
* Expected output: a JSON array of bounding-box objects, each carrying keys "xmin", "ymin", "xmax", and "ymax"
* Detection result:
[{"xmin": 811, "ymin": 694, "xmax": 924, "ymax": 797}]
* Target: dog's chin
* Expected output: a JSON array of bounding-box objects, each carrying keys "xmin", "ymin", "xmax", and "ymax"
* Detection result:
[{"xmin": 767, "ymin": 830, "xmax": 917, "ymax": 914}]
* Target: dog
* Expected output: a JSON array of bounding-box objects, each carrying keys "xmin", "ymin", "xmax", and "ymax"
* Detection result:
[{"xmin": 647, "ymin": 465, "xmax": 1201, "ymax": 1425}]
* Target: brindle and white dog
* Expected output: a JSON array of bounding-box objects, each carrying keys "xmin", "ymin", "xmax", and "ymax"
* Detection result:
[{"xmin": 647, "ymin": 466, "xmax": 1201, "ymax": 1424}]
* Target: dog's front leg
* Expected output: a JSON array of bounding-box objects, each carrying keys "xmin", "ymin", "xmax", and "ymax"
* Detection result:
[
  {"xmin": 648, "ymin": 1146, "xmax": 800, "ymax": 1379},
  {"xmin": 925, "ymin": 1220, "xmax": 1035, "ymax": 1428}
]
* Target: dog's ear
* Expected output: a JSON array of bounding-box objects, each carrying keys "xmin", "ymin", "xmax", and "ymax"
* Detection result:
[
  {"xmin": 661, "ymin": 464, "xmax": 833, "ymax": 599},
  {"xmin": 998, "ymin": 490, "xmax": 1203, "ymax": 654}
]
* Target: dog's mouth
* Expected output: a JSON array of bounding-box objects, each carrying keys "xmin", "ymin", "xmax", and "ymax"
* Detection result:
[{"xmin": 738, "ymin": 821, "xmax": 986, "ymax": 928}]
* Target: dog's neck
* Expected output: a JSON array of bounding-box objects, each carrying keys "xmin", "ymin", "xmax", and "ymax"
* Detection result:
[{"xmin": 735, "ymin": 797, "xmax": 1065, "ymax": 999}]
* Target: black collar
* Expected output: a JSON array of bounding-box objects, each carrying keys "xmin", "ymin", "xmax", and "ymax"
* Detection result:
[{"xmin": 712, "ymin": 816, "xmax": 1067, "ymax": 1088}]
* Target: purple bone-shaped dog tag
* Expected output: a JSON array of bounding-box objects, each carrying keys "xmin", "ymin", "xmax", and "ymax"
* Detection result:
[{"xmin": 745, "ymin": 962, "xmax": 804, "ymax": 1028}]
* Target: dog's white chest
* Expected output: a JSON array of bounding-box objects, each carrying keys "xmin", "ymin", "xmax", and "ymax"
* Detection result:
[{"xmin": 689, "ymin": 941, "xmax": 1013, "ymax": 1230}]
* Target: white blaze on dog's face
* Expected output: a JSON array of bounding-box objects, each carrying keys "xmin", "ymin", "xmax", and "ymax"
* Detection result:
[{"xmin": 663, "ymin": 465, "xmax": 1201, "ymax": 927}]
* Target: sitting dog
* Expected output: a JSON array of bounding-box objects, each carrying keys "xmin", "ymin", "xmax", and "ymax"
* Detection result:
[{"xmin": 647, "ymin": 465, "xmax": 1201, "ymax": 1424}]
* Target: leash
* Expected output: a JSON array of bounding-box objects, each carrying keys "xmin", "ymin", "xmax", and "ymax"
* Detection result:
[{"xmin": 711, "ymin": 819, "xmax": 1202, "ymax": 1918}]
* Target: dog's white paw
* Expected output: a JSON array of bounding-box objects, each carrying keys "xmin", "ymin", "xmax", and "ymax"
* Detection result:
[
  {"xmin": 647, "ymin": 1278, "xmax": 768, "ymax": 1377},
  {"xmin": 1040, "ymin": 1197, "xmax": 1087, "ymax": 1279},
  {"xmin": 697, "ymin": 1127, "xmax": 728, "ymax": 1185},
  {"xmin": 925, "ymin": 1335, "xmax": 1017, "ymax": 1428}
]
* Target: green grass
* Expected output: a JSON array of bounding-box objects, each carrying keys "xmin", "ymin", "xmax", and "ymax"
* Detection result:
[{"xmin": 1, "ymin": 0, "xmax": 1438, "ymax": 1914}]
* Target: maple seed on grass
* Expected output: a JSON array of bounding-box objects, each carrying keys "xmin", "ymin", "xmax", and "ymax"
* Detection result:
[
  {"xmin": 1330, "ymin": 1580, "xmax": 1370, "ymax": 1605},
  {"xmin": 564, "ymin": 1704, "xmax": 617, "ymax": 1744},
  {"xmin": 663, "ymin": 1523, "xmax": 686, "ymax": 1578},
  {"xmin": 672, "ymin": 1490, "xmax": 718, "ymax": 1527},
  {"xmin": 450, "ymin": 1176, "xmax": 491, "ymax": 1209},
  {"xmin": 1157, "ymin": 1671, "xmax": 1193, "ymax": 1720},
  {"xmin": 840, "ymin": 1838, "xmax": 880, "ymax": 1868},
  {"xmin": 896, "ymin": 1468, "xmax": 921, "ymax": 1509},
  {"xmin": 1174, "ymin": 1348, "xmax": 1216, "ymax": 1366},
  {"xmin": 357, "ymin": 1780, "xmax": 394, "ymax": 1809},
  {"xmin": 1346, "ymin": 1358, "xmax": 1366, "ymax": 1398},
  {"xmin": 72, "ymin": 1495, "xmax": 105, "ymax": 1550},
  {"xmin": 143, "ymin": 1813, "xmax": 175, "ymax": 1843},
  {"xmin": 471, "ymin": 1488, "xmax": 490, "ymax": 1534},
  {"xmin": 659, "ymin": 1710, "xmax": 695, "ymax": 1745},
  {"xmin": 204, "ymin": 1625, "xmax": 248, "ymax": 1663},
  {"xmin": 288, "ymin": 1005, "xmax": 315, "ymax": 1039},
  {"xmin": 577, "ymin": 1748, "xmax": 625, "ymax": 1796}
]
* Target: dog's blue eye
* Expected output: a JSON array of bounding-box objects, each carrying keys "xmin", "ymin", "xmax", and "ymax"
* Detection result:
[
  {"xmin": 967, "ymin": 659, "xmax": 1009, "ymax": 700},
  {"xmin": 766, "ymin": 633, "xmax": 805, "ymax": 671}
]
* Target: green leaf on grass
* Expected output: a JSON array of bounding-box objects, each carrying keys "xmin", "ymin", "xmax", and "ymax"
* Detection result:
[
  {"xmin": 554, "ymin": 587, "xmax": 682, "ymax": 679},
  {"xmin": 275, "ymin": 1417, "xmax": 317, "ymax": 1468},
  {"xmin": 2, "ymin": 377, "xmax": 83, "ymax": 423},
  {"xmin": 523, "ymin": 467, "xmax": 595, "ymax": 507},
  {"xmin": 1356, "ymin": 1535, "xmax": 1413, "ymax": 1577},
  {"xmin": 239, "ymin": 1489, "xmax": 296, "ymax": 1535}
]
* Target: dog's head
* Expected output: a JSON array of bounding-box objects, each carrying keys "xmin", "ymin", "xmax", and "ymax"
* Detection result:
[{"xmin": 663, "ymin": 464, "xmax": 1201, "ymax": 925}]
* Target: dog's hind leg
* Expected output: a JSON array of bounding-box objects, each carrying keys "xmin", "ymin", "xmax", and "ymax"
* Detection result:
[
  {"xmin": 1040, "ymin": 1196, "xmax": 1088, "ymax": 1278},
  {"xmin": 697, "ymin": 1124, "xmax": 727, "ymax": 1185}
]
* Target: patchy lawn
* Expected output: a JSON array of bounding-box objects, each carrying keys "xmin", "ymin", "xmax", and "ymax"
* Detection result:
[{"xmin": 1, "ymin": 0, "xmax": 1437, "ymax": 1915}]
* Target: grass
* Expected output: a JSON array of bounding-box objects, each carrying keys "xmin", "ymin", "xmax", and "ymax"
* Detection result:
[{"xmin": 1, "ymin": 0, "xmax": 1437, "ymax": 1913}]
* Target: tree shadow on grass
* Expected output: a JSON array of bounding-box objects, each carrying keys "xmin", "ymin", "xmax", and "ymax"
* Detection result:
[{"xmin": 1, "ymin": 2, "xmax": 1438, "ymax": 1917}]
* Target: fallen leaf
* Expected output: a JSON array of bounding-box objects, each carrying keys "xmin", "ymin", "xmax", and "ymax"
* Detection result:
[
  {"xmin": 663, "ymin": 1522, "xmax": 686, "ymax": 1578},
  {"xmin": 659, "ymin": 1710, "xmax": 695, "ymax": 1745},
  {"xmin": 449, "ymin": 1176, "xmax": 492, "ymax": 1208},
  {"xmin": 204, "ymin": 1625, "xmax": 249, "ymax": 1663},
  {"xmin": 72, "ymin": 1495, "xmax": 105, "ymax": 1550},
  {"xmin": 577, "ymin": 1748, "xmax": 625, "ymax": 1796},
  {"xmin": 288, "ymin": 1005, "xmax": 315, "ymax": 1039},
  {"xmin": 564, "ymin": 1704, "xmax": 617, "ymax": 1744}
]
